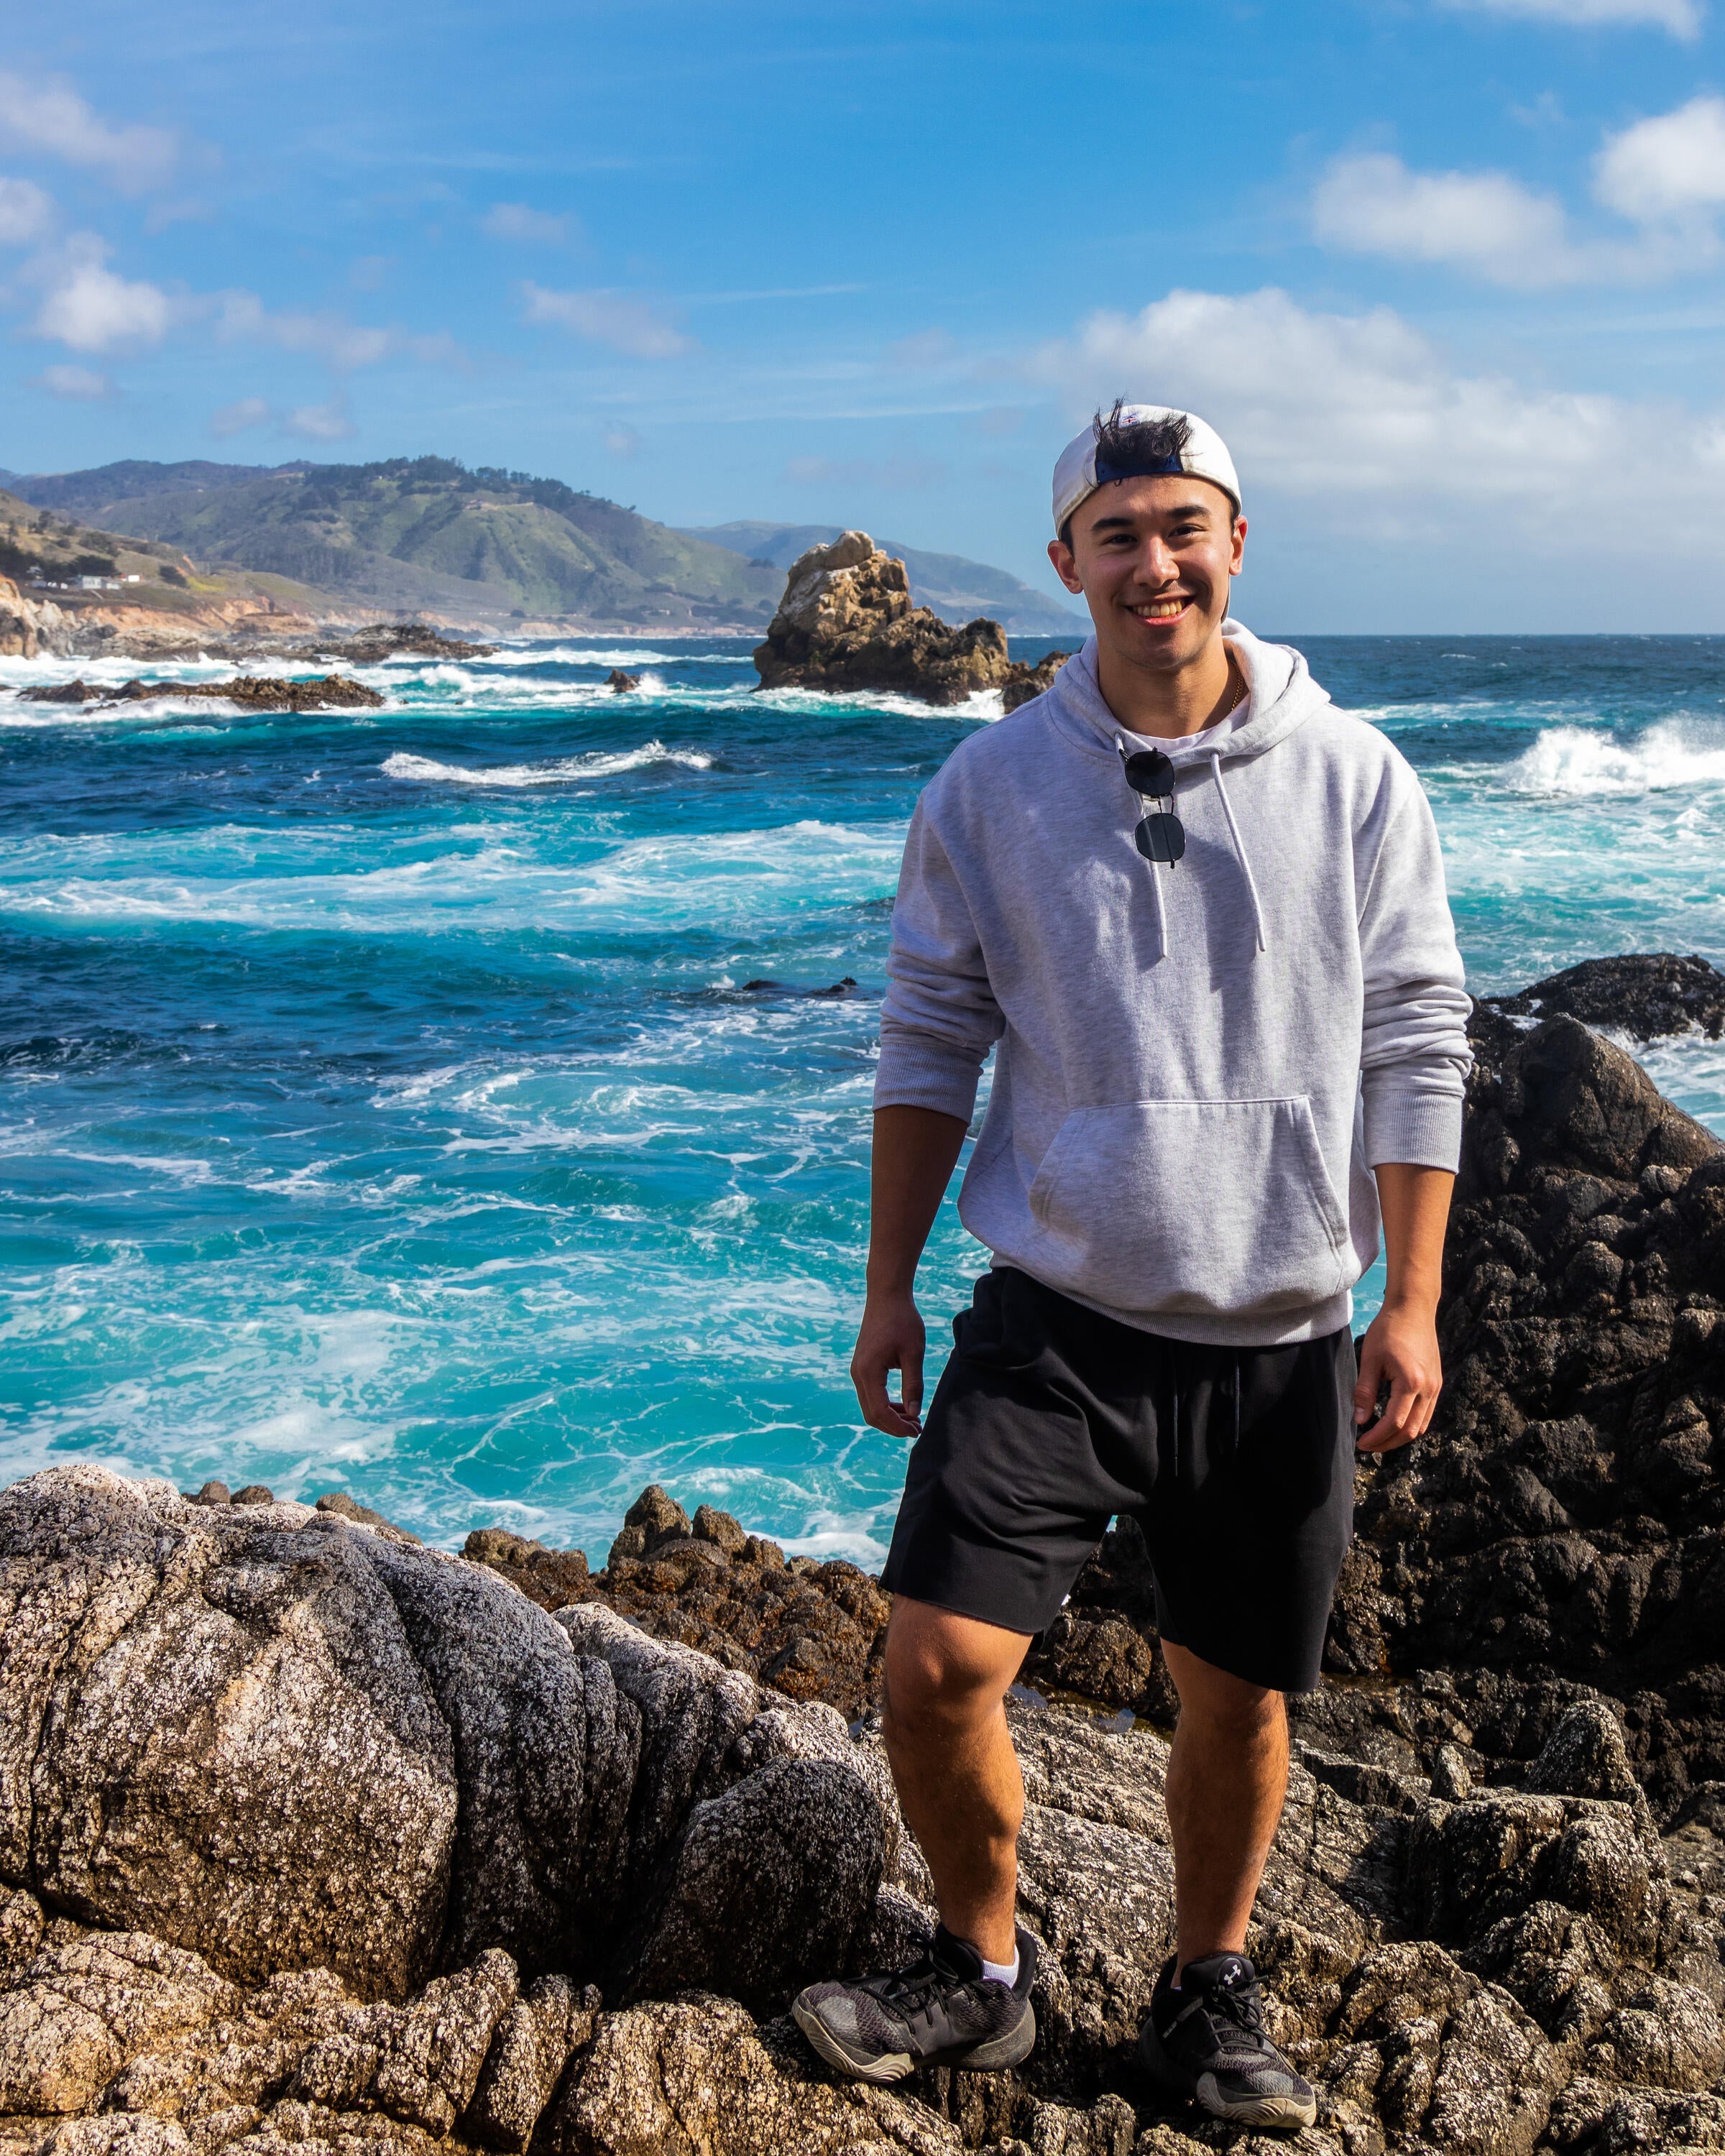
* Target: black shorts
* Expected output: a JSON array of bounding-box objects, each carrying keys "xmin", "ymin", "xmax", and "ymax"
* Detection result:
[{"xmin": 879, "ymin": 1266, "xmax": 1358, "ymax": 1695}]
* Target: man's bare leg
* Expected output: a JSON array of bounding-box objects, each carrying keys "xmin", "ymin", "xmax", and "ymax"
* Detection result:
[
  {"xmin": 880, "ymin": 1596, "xmax": 1031, "ymax": 1966},
  {"xmin": 1161, "ymin": 1640, "xmax": 1287, "ymax": 1973}
]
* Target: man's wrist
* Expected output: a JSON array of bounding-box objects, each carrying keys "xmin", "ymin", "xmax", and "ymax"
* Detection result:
[
  {"xmin": 1379, "ymin": 1286, "xmax": 1440, "ymax": 1320},
  {"xmin": 865, "ymin": 1266, "xmax": 920, "ymax": 1300}
]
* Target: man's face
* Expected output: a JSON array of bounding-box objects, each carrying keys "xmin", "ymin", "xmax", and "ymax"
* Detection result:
[{"xmin": 1048, "ymin": 474, "xmax": 1246, "ymax": 673}]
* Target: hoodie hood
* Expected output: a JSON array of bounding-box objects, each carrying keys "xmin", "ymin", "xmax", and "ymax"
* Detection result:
[{"xmin": 1040, "ymin": 618, "xmax": 1330, "ymax": 768}]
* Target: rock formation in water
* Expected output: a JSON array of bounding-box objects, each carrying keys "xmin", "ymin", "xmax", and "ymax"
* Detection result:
[
  {"xmin": 753, "ymin": 533, "xmax": 1070, "ymax": 711},
  {"xmin": 7, "ymin": 950, "xmax": 1725, "ymax": 2156},
  {"xmin": 265, "ymin": 626, "xmax": 498, "ymax": 665},
  {"xmin": 12, "ymin": 676, "xmax": 385, "ymax": 713}
]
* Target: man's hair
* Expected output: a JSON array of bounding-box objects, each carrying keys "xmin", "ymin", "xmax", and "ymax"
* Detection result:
[{"xmin": 1057, "ymin": 402, "xmax": 1195, "ymax": 550}]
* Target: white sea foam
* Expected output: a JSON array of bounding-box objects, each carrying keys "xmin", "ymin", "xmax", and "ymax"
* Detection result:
[
  {"xmin": 381, "ymin": 741, "xmax": 714, "ymax": 786},
  {"xmin": 1507, "ymin": 720, "xmax": 1725, "ymax": 797}
]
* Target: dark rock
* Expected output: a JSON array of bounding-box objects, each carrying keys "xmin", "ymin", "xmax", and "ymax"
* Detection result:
[
  {"xmin": 604, "ymin": 669, "xmax": 639, "ymax": 692},
  {"xmin": 461, "ymin": 1526, "xmax": 589, "ymax": 1608},
  {"xmin": 22, "ymin": 679, "xmax": 101, "ymax": 704},
  {"xmin": 93, "ymin": 676, "xmax": 386, "ymax": 711},
  {"xmin": 187, "ymin": 1481, "xmax": 230, "ymax": 1506},
  {"xmin": 1000, "ymin": 650, "xmax": 1073, "ymax": 713},
  {"xmin": 228, "ymin": 1485, "xmax": 274, "ymax": 1505},
  {"xmin": 272, "ymin": 624, "xmax": 497, "ymax": 664},
  {"xmin": 1484, "ymin": 951, "xmax": 1725, "ymax": 1043}
]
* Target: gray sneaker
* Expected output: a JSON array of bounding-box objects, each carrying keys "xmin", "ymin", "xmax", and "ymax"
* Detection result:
[
  {"xmin": 793, "ymin": 1923, "xmax": 1039, "ymax": 2083},
  {"xmin": 1138, "ymin": 1952, "xmax": 1317, "ymax": 2130}
]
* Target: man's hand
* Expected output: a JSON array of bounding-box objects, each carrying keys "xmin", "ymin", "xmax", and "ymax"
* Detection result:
[
  {"xmin": 1355, "ymin": 1161, "xmax": 1455, "ymax": 1453},
  {"xmin": 852, "ymin": 1107, "xmax": 967, "ymax": 1439},
  {"xmin": 1353, "ymin": 1299, "xmax": 1442, "ymax": 1452},
  {"xmin": 852, "ymin": 1290, "xmax": 927, "ymax": 1437}
]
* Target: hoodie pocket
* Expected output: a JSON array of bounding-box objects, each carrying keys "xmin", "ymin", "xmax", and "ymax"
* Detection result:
[{"xmin": 1026, "ymin": 1096, "xmax": 1352, "ymax": 1317}]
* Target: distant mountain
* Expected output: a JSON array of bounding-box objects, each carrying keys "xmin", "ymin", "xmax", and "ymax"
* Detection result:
[
  {"xmin": 4, "ymin": 459, "xmax": 783, "ymax": 630},
  {"xmin": 682, "ymin": 520, "xmax": 1085, "ymax": 637}
]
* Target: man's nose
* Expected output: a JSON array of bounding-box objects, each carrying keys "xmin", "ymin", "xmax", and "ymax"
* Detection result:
[{"xmin": 1136, "ymin": 537, "xmax": 1179, "ymax": 584}]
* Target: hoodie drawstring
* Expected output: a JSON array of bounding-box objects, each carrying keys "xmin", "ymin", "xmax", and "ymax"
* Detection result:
[{"xmin": 1210, "ymin": 751, "xmax": 1269, "ymax": 954}]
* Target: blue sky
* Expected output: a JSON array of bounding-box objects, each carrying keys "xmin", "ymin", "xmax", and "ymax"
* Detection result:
[{"xmin": 4, "ymin": 0, "xmax": 1725, "ymax": 628}]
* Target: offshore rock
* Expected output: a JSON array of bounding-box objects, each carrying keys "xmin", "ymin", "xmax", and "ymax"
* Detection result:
[
  {"xmin": 270, "ymin": 625, "xmax": 497, "ymax": 664},
  {"xmin": 14, "ymin": 676, "xmax": 385, "ymax": 713},
  {"xmin": 753, "ymin": 532, "xmax": 1009, "ymax": 708}
]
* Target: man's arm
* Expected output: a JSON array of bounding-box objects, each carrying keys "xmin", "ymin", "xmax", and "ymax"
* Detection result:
[
  {"xmin": 851, "ymin": 1105, "xmax": 968, "ymax": 1437},
  {"xmin": 1353, "ymin": 1161, "xmax": 1454, "ymax": 1453}
]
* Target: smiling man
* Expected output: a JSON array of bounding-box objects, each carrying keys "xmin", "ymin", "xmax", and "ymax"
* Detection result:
[{"xmin": 792, "ymin": 404, "xmax": 1472, "ymax": 2129}]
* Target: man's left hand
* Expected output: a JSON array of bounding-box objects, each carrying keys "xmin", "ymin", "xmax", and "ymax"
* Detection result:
[{"xmin": 1353, "ymin": 1300, "xmax": 1442, "ymax": 1453}]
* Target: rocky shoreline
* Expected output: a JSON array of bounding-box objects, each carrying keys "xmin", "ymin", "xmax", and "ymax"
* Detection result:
[{"xmin": 4, "ymin": 954, "xmax": 1725, "ymax": 2156}]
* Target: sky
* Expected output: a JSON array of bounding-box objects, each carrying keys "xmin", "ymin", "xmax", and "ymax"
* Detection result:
[{"xmin": 4, "ymin": 0, "xmax": 1725, "ymax": 629}]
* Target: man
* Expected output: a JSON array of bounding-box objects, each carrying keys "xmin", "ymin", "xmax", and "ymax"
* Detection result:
[{"xmin": 792, "ymin": 404, "xmax": 1471, "ymax": 2130}]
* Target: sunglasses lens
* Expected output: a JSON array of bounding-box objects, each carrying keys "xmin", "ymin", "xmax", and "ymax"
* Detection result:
[
  {"xmin": 1136, "ymin": 813, "xmax": 1186, "ymax": 865},
  {"xmin": 1123, "ymin": 749, "xmax": 1176, "ymax": 795}
]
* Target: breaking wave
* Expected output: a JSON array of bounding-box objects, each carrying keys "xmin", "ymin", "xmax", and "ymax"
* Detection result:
[
  {"xmin": 380, "ymin": 741, "xmax": 714, "ymax": 786},
  {"xmin": 1507, "ymin": 720, "xmax": 1725, "ymax": 797}
]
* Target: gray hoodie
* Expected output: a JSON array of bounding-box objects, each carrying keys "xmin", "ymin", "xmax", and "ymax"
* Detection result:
[{"xmin": 875, "ymin": 620, "xmax": 1472, "ymax": 1347}]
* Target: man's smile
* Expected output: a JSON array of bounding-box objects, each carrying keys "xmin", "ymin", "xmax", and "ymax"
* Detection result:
[{"xmin": 1127, "ymin": 596, "xmax": 1191, "ymax": 620}]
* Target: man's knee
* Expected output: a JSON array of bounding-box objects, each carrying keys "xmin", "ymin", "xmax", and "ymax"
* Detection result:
[
  {"xmin": 1164, "ymin": 1641, "xmax": 1286, "ymax": 1742},
  {"xmin": 881, "ymin": 1597, "xmax": 1024, "ymax": 1738}
]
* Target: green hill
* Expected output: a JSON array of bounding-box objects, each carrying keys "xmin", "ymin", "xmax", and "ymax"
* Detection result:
[
  {"xmin": 683, "ymin": 520, "xmax": 1085, "ymax": 636},
  {"xmin": 4, "ymin": 458, "xmax": 783, "ymax": 631}
]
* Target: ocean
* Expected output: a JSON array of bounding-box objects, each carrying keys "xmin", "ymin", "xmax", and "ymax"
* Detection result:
[{"xmin": 2, "ymin": 632, "xmax": 1723, "ymax": 1564}]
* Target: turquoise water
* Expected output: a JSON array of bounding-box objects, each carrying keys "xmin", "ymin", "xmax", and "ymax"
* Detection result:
[{"xmin": 3, "ymin": 634, "xmax": 1724, "ymax": 1561}]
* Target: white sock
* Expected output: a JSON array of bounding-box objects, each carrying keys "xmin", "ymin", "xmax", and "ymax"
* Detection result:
[{"xmin": 980, "ymin": 1949, "xmax": 1020, "ymax": 1987}]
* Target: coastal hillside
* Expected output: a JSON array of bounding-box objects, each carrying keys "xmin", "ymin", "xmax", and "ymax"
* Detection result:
[
  {"xmin": 0, "ymin": 486, "xmax": 330, "ymax": 652},
  {"xmin": 2, "ymin": 457, "xmax": 786, "ymax": 632},
  {"xmin": 685, "ymin": 517, "xmax": 1085, "ymax": 635}
]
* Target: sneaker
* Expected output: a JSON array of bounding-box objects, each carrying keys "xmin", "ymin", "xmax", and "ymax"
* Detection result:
[
  {"xmin": 1138, "ymin": 1951, "xmax": 1317, "ymax": 2130},
  {"xmin": 792, "ymin": 1923, "xmax": 1039, "ymax": 2083}
]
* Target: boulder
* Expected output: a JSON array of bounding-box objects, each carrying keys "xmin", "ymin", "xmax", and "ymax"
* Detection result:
[{"xmin": 753, "ymin": 533, "xmax": 1063, "ymax": 710}]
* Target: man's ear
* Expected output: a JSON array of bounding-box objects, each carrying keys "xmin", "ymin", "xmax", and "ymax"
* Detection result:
[
  {"xmin": 1230, "ymin": 515, "xmax": 1248, "ymax": 576},
  {"xmin": 1047, "ymin": 536, "xmax": 1083, "ymax": 595}
]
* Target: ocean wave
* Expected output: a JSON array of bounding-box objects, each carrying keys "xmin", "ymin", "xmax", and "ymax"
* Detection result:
[
  {"xmin": 381, "ymin": 740, "xmax": 714, "ymax": 786},
  {"xmin": 1507, "ymin": 720, "xmax": 1725, "ymax": 796},
  {"xmin": 473, "ymin": 646, "xmax": 755, "ymax": 668}
]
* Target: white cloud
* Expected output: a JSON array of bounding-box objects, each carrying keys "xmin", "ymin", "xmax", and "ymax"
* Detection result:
[
  {"xmin": 283, "ymin": 396, "xmax": 354, "ymax": 442},
  {"xmin": 210, "ymin": 397, "xmax": 273, "ymax": 438},
  {"xmin": 1439, "ymin": 0, "xmax": 1702, "ymax": 38},
  {"xmin": 0, "ymin": 72, "xmax": 178, "ymax": 193},
  {"xmin": 484, "ymin": 202, "xmax": 577, "ymax": 245},
  {"xmin": 32, "ymin": 234, "xmax": 171, "ymax": 351},
  {"xmin": 604, "ymin": 423, "xmax": 640, "ymax": 459},
  {"xmin": 521, "ymin": 283, "xmax": 693, "ymax": 358},
  {"xmin": 1594, "ymin": 94, "xmax": 1725, "ymax": 221},
  {"xmin": 1028, "ymin": 285, "xmax": 1725, "ymax": 542},
  {"xmin": 0, "ymin": 175, "xmax": 54, "ymax": 245},
  {"xmin": 212, "ymin": 290, "xmax": 461, "ymax": 371},
  {"xmin": 1313, "ymin": 152, "xmax": 1583, "ymax": 285},
  {"xmin": 32, "ymin": 361, "xmax": 113, "ymax": 400}
]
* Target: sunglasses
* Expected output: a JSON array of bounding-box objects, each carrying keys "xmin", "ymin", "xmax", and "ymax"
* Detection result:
[{"xmin": 1119, "ymin": 745, "xmax": 1185, "ymax": 865}]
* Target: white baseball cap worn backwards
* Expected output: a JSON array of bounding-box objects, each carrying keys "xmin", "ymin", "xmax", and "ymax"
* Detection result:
[{"xmin": 1052, "ymin": 405, "xmax": 1242, "ymax": 538}]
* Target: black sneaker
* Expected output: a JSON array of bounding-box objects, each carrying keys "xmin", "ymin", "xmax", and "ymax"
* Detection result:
[
  {"xmin": 1138, "ymin": 1952, "xmax": 1316, "ymax": 2131},
  {"xmin": 792, "ymin": 1923, "xmax": 1039, "ymax": 2083}
]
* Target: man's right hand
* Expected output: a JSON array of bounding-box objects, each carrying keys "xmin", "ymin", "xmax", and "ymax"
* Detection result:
[{"xmin": 851, "ymin": 1290, "xmax": 927, "ymax": 1437}]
